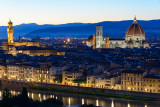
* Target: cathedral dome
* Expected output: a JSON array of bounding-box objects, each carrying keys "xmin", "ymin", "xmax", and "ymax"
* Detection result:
[{"xmin": 126, "ymin": 17, "xmax": 145, "ymax": 36}]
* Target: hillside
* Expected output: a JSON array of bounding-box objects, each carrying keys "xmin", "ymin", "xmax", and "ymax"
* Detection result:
[
  {"xmin": 1, "ymin": 20, "xmax": 160, "ymax": 39},
  {"xmin": 26, "ymin": 20, "xmax": 160, "ymax": 38}
]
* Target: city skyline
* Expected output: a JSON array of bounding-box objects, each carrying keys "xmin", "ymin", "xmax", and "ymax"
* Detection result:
[{"xmin": 0, "ymin": 0, "xmax": 160, "ymax": 25}]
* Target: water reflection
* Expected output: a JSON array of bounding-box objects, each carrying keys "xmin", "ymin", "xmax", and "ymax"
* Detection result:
[
  {"xmin": 82, "ymin": 99, "xmax": 84, "ymax": 105},
  {"xmin": 0, "ymin": 90, "xmax": 159, "ymax": 107},
  {"xmin": 128, "ymin": 103, "xmax": 130, "ymax": 107},
  {"xmin": 111, "ymin": 100, "xmax": 114, "ymax": 107}
]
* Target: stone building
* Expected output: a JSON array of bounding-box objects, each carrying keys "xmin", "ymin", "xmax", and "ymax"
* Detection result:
[
  {"xmin": 87, "ymin": 17, "xmax": 150, "ymax": 49},
  {"xmin": 2, "ymin": 20, "xmax": 65, "ymax": 56},
  {"xmin": 62, "ymin": 68, "xmax": 83, "ymax": 86},
  {"xmin": 7, "ymin": 65, "xmax": 20, "ymax": 80},
  {"xmin": 3, "ymin": 20, "xmax": 40, "ymax": 51},
  {"xmin": 143, "ymin": 68, "xmax": 160, "ymax": 93},
  {"xmin": 0, "ymin": 65, "xmax": 7, "ymax": 78},
  {"xmin": 121, "ymin": 69, "xmax": 145, "ymax": 92}
]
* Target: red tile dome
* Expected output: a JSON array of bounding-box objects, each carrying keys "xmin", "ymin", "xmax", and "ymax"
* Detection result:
[{"xmin": 126, "ymin": 17, "xmax": 145, "ymax": 36}]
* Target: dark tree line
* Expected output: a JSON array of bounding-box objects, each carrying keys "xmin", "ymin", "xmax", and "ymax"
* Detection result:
[{"xmin": 0, "ymin": 87, "xmax": 63, "ymax": 107}]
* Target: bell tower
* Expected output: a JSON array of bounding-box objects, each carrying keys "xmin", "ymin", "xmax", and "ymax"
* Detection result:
[
  {"xmin": 7, "ymin": 20, "xmax": 14, "ymax": 43},
  {"xmin": 96, "ymin": 25, "xmax": 103, "ymax": 48}
]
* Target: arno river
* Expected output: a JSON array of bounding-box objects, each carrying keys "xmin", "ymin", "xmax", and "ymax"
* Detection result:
[{"xmin": 0, "ymin": 90, "xmax": 159, "ymax": 107}]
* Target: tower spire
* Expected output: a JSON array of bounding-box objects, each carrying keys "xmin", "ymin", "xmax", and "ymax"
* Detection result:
[
  {"xmin": 19, "ymin": 35, "xmax": 21, "ymax": 42},
  {"xmin": 92, "ymin": 32, "xmax": 96, "ymax": 50},
  {"xmin": 7, "ymin": 20, "xmax": 14, "ymax": 43}
]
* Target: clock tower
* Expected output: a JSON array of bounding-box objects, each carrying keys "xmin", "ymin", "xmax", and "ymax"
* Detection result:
[{"xmin": 7, "ymin": 20, "xmax": 14, "ymax": 43}]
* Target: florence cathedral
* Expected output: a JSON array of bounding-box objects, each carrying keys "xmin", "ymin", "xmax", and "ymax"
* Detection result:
[{"xmin": 87, "ymin": 17, "xmax": 150, "ymax": 49}]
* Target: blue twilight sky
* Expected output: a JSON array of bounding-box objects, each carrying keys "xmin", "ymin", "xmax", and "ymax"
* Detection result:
[{"xmin": 0, "ymin": 0, "xmax": 160, "ymax": 25}]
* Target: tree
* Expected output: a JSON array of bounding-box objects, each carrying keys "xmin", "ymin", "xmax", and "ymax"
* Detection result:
[
  {"xmin": 2, "ymin": 88, "xmax": 12, "ymax": 102},
  {"xmin": 21, "ymin": 87, "xmax": 29, "ymax": 100},
  {"xmin": 1, "ymin": 88, "xmax": 12, "ymax": 107}
]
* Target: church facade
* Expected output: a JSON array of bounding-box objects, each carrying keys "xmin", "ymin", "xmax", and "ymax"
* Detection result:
[{"xmin": 87, "ymin": 17, "xmax": 149, "ymax": 49}]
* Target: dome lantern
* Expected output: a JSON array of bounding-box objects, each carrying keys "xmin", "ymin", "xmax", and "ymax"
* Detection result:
[{"xmin": 133, "ymin": 16, "xmax": 137, "ymax": 24}]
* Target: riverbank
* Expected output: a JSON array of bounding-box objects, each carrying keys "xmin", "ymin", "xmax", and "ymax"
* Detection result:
[
  {"xmin": 1, "ymin": 80, "xmax": 160, "ymax": 101},
  {"xmin": 31, "ymin": 86, "xmax": 160, "ymax": 101}
]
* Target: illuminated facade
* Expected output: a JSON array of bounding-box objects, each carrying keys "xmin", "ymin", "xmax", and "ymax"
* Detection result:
[
  {"xmin": 2, "ymin": 20, "xmax": 65, "ymax": 56},
  {"xmin": 1, "ymin": 64, "xmax": 160, "ymax": 93},
  {"xmin": 121, "ymin": 70, "xmax": 144, "ymax": 92},
  {"xmin": 0, "ymin": 65, "xmax": 6, "ymax": 78},
  {"xmin": 62, "ymin": 70, "xmax": 83, "ymax": 86},
  {"xmin": 87, "ymin": 17, "xmax": 150, "ymax": 49},
  {"xmin": 143, "ymin": 76, "xmax": 160, "ymax": 93},
  {"xmin": 7, "ymin": 20, "xmax": 14, "ymax": 43}
]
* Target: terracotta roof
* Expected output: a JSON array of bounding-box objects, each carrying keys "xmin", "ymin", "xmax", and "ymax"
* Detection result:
[{"xmin": 126, "ymin": 17, "xmax": 145, "ymax": 36}]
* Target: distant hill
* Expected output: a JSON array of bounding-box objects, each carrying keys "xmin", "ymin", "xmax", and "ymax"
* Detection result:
[
  {"xmin": 0, "ymin": 20, "xmax": 160, "ymax": 39},
  {"xmin": 0, "ymin": 23, "xmax": 90, "ymax": 39},
  {"xmin": 25, "ymin": 20, "xmax": 160, "ymax": 39}
]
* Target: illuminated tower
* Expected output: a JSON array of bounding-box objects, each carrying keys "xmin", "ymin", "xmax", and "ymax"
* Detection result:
[
  {"xmin": 19, "ymin": 35, "xmax": 21, "ymax": 42},
  {"xmin": 105, "ymin": 36, "xmax": 109, "ymax": 48},
  {"xmin": 96, "ymin": 25, "xmax": 103, "ymax": 48},
  {"xmin": 92, "ymin": 33, "xmax": 96, "ymax": 49},
  {"xmin": 7, "ymin": 20, "xmax": 14, "ymax": 43}
]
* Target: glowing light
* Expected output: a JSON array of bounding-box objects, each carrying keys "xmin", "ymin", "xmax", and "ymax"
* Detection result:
[
  {"xmin": 82, "ymin": 99, "xmax": 84, "ymax": 105},
  {"xmin": 43, "ymin": 95, "xmax": 46, "ymax": 100},
  {"xmin": 67, "ymin": 38, "xmax": 70, "ymax": 42},
  {"xmin": 145, "ymin": 105, "xmax": 148, "ymax": 107},
  {"xmin": 32, "ymin": 93, "xmax": 34, "ymax": 99},
  {"xmin": 96, "ymin": 99, "xmax": 99, "ymax": 106},
  {"xmin": 13, "ymin": 91, "xmax": 15, "ymax": 95},
  {"xmin": 68, "ymin": 97, "xmax": 71, "ymax": 106},
  {"xmin": 111, "ymin": 100, "xmax": 114, "ymax": 107},
  {"xmin": 128, "ymin": 87, "xmax": 130, "ymax": 90},
  {"xmin": 28, "ymin": 93, "xmax": 30, "ymax": 97},
  {"xmin": 38, "ymin": 93, "xmax": 41, "ymax": 97},
  {"xmin": 128, "ymin": 103, "xmax": 131, "ymax": 107}
]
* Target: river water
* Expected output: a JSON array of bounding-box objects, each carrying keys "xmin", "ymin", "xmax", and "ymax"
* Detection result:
[{"xmin": 0, "ymin": 90, "xmax": 159, "ymax": 107}]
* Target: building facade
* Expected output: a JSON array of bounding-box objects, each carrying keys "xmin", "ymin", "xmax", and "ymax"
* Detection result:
[
  {"xmin": 2, "ymin": 20, "xmax": 65, "ymax": 56},
  {"xmin": 121, "ymin": 70, "xmax": 145, "ymax": 92},
  {"xmin": 87, "ymin": 17, "xmax": 149, "ymax": 49}
]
